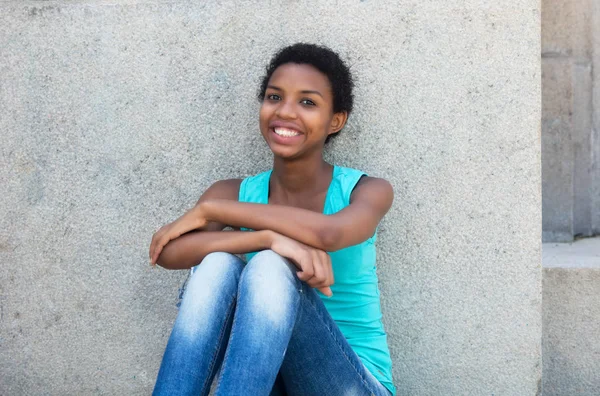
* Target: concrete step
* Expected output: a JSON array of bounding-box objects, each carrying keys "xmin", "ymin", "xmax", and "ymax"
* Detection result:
[{"xmin": 542, "ymin": 236, "xmax": 600, "ymax": 395}]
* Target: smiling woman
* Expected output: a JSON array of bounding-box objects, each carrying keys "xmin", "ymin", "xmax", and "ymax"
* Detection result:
[
  {"xmin": 150, "ymin": 43, "xmax": 396, "ymax": 396},
  {"xmin": 260, "ymin": 63, "xmax": 348, "ymax": 159}
]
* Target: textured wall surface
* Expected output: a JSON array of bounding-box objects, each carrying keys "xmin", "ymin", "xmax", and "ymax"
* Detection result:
[
  {"xmin": 543, "ymin": 237, "xmax": 600, "ymax": 396},
  {"xmin": 542, "ymin": 238, "xmax": 600, "ymax": 396},
  {"xmin": 593, "ymin": 1, "xmax": 600, "ymax": 237},
  {"xmin": 541, "ymin": 0, "xmax": 599, "ymax": 242},
  {"xmin": 0, "ymin": 1, "xmax": 541, "ymax": 394},
  {"xmin": 543, "ymin": 269, "xmax": 600, "ymax": 395}
]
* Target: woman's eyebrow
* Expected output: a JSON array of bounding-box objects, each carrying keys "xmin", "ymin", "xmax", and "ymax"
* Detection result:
[
  {"xmin": 266, "ymin": 85, "xmax": 323, "ymax": 98},
  {"xmin": 300, "ymin": 90, "xmax": 323, "ymax": 98}
]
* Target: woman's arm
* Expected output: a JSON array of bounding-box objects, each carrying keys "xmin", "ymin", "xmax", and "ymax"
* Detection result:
[
  {"xmin": 157, "ymin": 229, "xmax": 335, "ymax": 296},
  {"xmin": 150, "ymin": 178, "xmax": 242, "ymax": 264},
  {"xmin": 156, "ymin": 230, "xmax": 271, "ymax": 269},
  {"xmin": 199, "ymin": 177, "xmax": 394, "ymax": 252},
  {"xmin": 150, "ymin": 176, "xmax": 393, "ymax": 263}
]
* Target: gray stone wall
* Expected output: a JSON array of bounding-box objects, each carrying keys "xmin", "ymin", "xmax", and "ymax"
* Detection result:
[
  {"xmin": 543, "ymin": 268, "xmax": 600, "ymax": 395},
  {"xmin": 0, "ymin": 1, "xmax": 541, "ymax": 394},
  {"xmin": 542, "ymin": 0, "xmax": 600, "ymax": 242},
  {"xmin": 542, "ymin": 237, "xmax": 600, "ymax": 396},
  {"xmin": 541, "ymin": 2, "xmax": 600, "ymax": 393}
]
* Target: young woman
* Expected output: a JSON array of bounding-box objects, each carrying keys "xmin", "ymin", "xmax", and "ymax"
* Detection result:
[{"xmin": 149, "ymin": 43, "xmax": 396, "ymax": 396}]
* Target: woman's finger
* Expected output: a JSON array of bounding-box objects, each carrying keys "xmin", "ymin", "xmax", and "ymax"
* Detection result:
[
  {"xmin": 312, "ymin": 250, "xmax": 327, "ymax": 285},
  {"xmin": 149, "ymin": 225, "xmax": 168, "ymax": 260},
  {"xmin": 296, "ymin": 249, "xmax": 314, "ymax": 281},
  {"xmin": 316, "ymin": 252, "xmax": 334, "ymax": 296},
  {"xmin": 151, "ymin": 234, "xmax": 168, "ymax": 265},
  {"xmin": 149, "ymin": 232, "xmax": 160, "ymax": 261},
  {"xmin": 305, "ymin": 250, "xmax": 327, "ymax": 288},
  {"xmin": 322, "ymin": 251, "xmax": 334, "ymax": 287},
  {"xmin": 151, "ymin": 243, "xmax": 161, "ymax": 265},
  {"xmin": 305, "ymin": 249, "xmax": 321, "ymax": 288},
  {"xmin": 318, "ymin": 286, "xmax": 333, "ymax": 297}
]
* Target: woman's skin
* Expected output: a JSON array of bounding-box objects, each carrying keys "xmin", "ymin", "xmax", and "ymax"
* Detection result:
[{"xmin": 149, "ymin": 63, "xmax": 394, "ymax": 297}]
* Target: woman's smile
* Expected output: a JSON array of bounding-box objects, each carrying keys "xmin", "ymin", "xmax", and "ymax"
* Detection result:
[
  {"xmin": 273, "ymin": 127, "xmax": 301, "ymax": 137},
  {"xmin": 270, "ymin": 128, "xmax": 304, "ymax": 145},
  {"xmin": 259, "ymin": 63, "xmax": 336, "ymax": 156},
  {"xmin": 269, "ymin": 120, "xmax": 304, "ymax": 144}
]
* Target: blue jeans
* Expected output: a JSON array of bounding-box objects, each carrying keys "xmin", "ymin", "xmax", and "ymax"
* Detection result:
[{"xmin": 153, "ymin": 250, "xmax": 392, "ymax": 396}]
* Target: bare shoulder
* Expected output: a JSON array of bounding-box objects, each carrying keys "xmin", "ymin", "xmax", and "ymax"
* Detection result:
[
  {"xmin": 196, "ymin": 178, "xmax": 243, "ymax": 231},
  {"xmin": 350, "ymin": 176, "xmax": 394, "ymax": 207},
  {"xmin": 197, "ymin": 178, "xmax": 243, "ymax": 204}
]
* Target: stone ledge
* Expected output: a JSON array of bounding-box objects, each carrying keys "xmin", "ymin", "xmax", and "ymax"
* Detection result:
[
  {"xmin": 542, "ymin": 236, "xmax": 600, "ymax": 395},
  {"xmin": 542, "ymin": 267, "xmax": 600, "ymax": 396},
  {"xmin": 542, "ymin": 236, "xmax": 600, "ymax": 268}
]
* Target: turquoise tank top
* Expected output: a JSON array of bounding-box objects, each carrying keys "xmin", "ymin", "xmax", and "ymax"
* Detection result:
[{"xmin": 239, "ymin": 165, "xmax": 396, "ymax": 395}]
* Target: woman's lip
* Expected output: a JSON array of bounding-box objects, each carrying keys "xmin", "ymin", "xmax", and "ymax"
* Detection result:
[
  {"xmin": 269, "ymin": 128, "xmax": 304, "ymax": 143},
  {"xmin": 269, "ymin": 121, "xmax": 303, "ymax": 133},
  {"xmin": 271, "ymin": 127, "xmax": 303, "ymax": 135}
]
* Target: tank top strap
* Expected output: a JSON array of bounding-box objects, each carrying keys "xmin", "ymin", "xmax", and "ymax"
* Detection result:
[
  {"xmin": 325, "ymin": 166, "xmax": 368, "ymax": 214},
  {"xmin": 238, "ymin": 169, "xmax": 272, "ymax": 205},
  {"xmin": 238, "ymin": 166, "xmax": 367, "ymax": 214}
]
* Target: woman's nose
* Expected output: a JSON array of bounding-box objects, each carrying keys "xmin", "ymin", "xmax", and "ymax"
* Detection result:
[{"xmin": 275, "ymin": 100, "xmax": 297, "ymax": 119}]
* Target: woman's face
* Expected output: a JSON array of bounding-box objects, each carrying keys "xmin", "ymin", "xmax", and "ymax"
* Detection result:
[{"xmin": 259, "ymin": 63, "xmax": 346, "ymax": 159}]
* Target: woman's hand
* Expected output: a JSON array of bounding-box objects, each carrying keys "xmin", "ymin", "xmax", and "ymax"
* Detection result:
[
  {"xmin": 149, "ymin": 205, "xmax": 208, "ymax": 265},
  {"xmin": 268, "ymin": 231, "xmax": 334, "ymax": 297}
]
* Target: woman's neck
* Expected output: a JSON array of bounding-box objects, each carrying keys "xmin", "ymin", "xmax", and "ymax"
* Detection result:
[{"xmin": 270, "ymin": 156, "xmax": 333, "ymax": 197}]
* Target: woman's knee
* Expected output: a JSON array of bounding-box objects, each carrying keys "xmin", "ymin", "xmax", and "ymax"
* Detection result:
[
  {"xmin": 184, "ymin": 252, "xmax": 245, "ymax": 301},
  {"xmin": 242, "ymin": 250, "xmax": 298, "ymax": 285},
  {"xmin": 176, "ymin": 253, "xmax": 244, "ymax": 339},
  {"xmin": 238, "ymin": 250, "xmax": 300, "ymax": 325}
]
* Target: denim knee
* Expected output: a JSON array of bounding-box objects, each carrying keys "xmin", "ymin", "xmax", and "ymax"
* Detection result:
[
  {"xmin": 187, "ymin": 252, "xmax": 245, "ymax": 294},
  {"xmin": 238, "ymin": 250, "xmax": 300, "ymax": 327},
  {"xmin": 176, "ymin": 252, "xmax": 244, "ymax": 336}
]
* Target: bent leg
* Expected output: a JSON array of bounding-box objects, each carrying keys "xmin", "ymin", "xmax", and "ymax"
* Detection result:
[
  {"xmin": 154, "ymin": 252, "xmax": 245, "ymax": 396},
  {"xmin": 215, "ymin": 250, "xmax": 301, "ymax": 396},
  {"xmin": 279, "ymin": 283, "xmax": 392, "ymax": 396}
]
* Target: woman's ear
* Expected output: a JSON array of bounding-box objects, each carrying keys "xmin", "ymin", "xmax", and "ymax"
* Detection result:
[{"xmin": 328, "ymin": 111, "xmax": 348, "ymax": 136}]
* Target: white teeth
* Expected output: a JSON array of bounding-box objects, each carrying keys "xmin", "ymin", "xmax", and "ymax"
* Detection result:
[{"xmin": 274, "ymin": 127, "xmax": 300, "ymax": 137}]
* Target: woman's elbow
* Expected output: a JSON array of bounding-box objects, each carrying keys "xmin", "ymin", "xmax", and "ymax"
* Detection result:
[
  {"xmin": 155, "ymin": 255, "xmax": 175, "ymax": 270},
  {"xmin": 155, "ymin": 243, "xmax": 181, "ymax": 270},
  {"xmin": 318, "ymin": 227, "xmax": 342, "ymax": 252}
]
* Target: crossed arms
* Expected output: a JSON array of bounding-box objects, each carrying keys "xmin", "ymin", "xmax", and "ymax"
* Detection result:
[{"xmin": 149, "ymin": 177, "xmax": 393, "ymax": 295}]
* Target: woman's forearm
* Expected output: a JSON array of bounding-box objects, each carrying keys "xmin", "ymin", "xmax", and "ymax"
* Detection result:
[
  {"xmin": 156, "ymin": 230, "xmax": 273, "ymax": 270},
  {"xmin": 199, "ymin": 200, "xmax": 337, "ymax": 251}
]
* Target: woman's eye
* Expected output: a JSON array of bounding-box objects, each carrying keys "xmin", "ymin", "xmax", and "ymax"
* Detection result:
[
  {"xmin": 267, "ymin": 94, "xmax": 281, "ymax": 101},
  {"xmin": 301, "ymin": 99, "xmax": 315, "ymax": 106}
]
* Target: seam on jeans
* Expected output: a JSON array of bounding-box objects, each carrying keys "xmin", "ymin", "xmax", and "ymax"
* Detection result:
[
  {"xmin": 302, "ymin": 284, "xmax": 380, "ymax": 395},
  {"xmin": 214, "ymin": 296, "xmax": 241, "ymax": 394},
  {"xmin": 176, "ymin": 271, "xmax": 192, "ymax": 309},
  {"xmin": 201, "ymin": 296, "xmax": 237, "ymax": 396}
]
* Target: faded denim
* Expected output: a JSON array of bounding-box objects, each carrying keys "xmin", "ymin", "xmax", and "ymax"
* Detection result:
[{"xmin": 153, "ymin": 250, "xmax": 391, "ymax": 396}]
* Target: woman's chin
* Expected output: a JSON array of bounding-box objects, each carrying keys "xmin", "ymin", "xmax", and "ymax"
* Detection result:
[
  {"xmin": 269, "ymin": 146, "xmax": 301, "ymax": 160},
  {"xmin": 265, "ymin": 139, "xmax": 301, "ymax": 158}
]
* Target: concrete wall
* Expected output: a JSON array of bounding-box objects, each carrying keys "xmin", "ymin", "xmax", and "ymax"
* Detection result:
[
  {"xmin": 542, "ymin": 0, "xmax": 600, "ymax": 242},
  {"xmin": 541, "ymin": 2, "xmax": 600, "ymax": 393},
  {"xmin": 0, "ymin": 1, "xmax": 541, "ymax": 394},
  {"xmin": 542, "ymin": 237, "xmax": 600, "ymax": 395}
]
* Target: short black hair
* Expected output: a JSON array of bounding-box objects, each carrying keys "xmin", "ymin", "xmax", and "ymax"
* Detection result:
[{"xmin": 258, "ymin": 43, "xmax": 354, "ymax": 117}]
